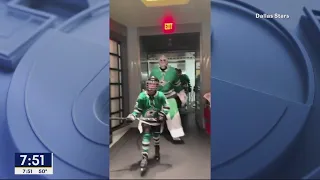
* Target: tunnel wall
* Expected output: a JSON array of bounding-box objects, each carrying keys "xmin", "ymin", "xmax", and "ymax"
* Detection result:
[{"xmin": 109, "ymin": 19, "xmax": 132, "ymax": 145}]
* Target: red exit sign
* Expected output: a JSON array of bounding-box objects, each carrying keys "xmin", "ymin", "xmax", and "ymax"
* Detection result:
[
  {"xmin": 162, "ymin": 16, "xmax": 175, "ymax": 34},
  {"xmin": 164, "ymin": 23, "xmax": 173, "ymax": 31}
]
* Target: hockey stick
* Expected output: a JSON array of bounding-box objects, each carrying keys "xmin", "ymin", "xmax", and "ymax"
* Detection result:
[{"xmin": 110, "ymin": 117, "xmax": 160, "ymax": 126}]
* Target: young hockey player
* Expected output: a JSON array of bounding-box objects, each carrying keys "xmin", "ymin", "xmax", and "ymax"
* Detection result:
[{"xmin": 126, "ymin": 76, "xmax": 170, "ymax": 173}]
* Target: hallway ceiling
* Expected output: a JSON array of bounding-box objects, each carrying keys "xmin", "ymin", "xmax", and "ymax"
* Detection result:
[{"xmin": 110, "ymin": 0, "xmax": 210, "ymax": 27}]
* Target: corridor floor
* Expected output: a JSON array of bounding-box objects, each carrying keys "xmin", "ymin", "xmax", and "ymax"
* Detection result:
[{"xmin": 109, "ymin": 113, "xmax": 211, "ymax": 179}]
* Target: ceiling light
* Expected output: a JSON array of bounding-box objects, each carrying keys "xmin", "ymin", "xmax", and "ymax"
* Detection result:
[{"xmin": 141, "ymin": 0, "xmax": 190, "ymax": 7}]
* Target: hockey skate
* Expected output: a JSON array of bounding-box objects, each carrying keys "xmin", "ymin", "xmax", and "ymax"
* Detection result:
[
  {"xmin": 140, "ymin": 155, "xmax": 148, "ymax": 176},
  {"xmin": 154, "ymin": 145, "xmax": 160, "ymax": 161}
]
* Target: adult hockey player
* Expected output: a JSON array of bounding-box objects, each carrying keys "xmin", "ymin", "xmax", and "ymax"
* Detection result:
[
  {"xmin": 175, "ymin": 68, "xmax": 191, "ymax": 94},
  {"xmin": 150, "ymin": 55, "xmax": 187, "ymax": 143},
  {"xmin": 176, "ymin": 68, "xmax": 192, "ymax": 105},
  {"xmin": 126, "ymin": 76, "xmax": 170, "ymax": 173}
]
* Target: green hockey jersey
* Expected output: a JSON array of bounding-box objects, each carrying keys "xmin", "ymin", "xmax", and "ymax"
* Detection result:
[
  {"xmin": 132, "ymin": 91, "xmax": 170, "ymax": 118},
  {"xmin": 180, "ymin": 74, "xmax": 191, "ymax": 92},
  {"xmin": 150, "ymin": 66, "xmax": 183, "ymax": 97}
]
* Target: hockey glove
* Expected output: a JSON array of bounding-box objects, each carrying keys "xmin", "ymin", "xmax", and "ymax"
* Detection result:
[
  {"xmin": 126, "ymin": 114, "xmax": 135, "ymax": 123},
  {"xmin": 158, "ymin": 112, "xmax": 167, "ymax": 122}
]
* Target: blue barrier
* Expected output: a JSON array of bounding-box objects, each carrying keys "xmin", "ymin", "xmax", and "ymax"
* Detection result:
[
  {"xmin": 0, "ymin": 0, "xmax": 56, "ymax": 70},
  {"xmin": 211, "ymin": 0, "xmax": 315, "ymax": 178},
  {"xmin": 58, "ymin": 2, "xmax": 110, "ymax": 47},
  {"xmin": 304, "ymin": 166, "xmax": 320, "ymax": 179},
  {"xmin": 299, "ymin": 6, "xmax": 320, "ymax": 180},
  {"xmin": 0, "ymin": 0, "xmax": 110, "ymax": 179},
  {"xmin": 211, "ymin": 78, "xmax": 311, "ymax": 179},
  {"xmin": 6, "ymin": 30, "xmax": 109, "ymax": 179},
  {"xmin": 300, "ymin": 6, "xmax": 320, "ymax": 54}
]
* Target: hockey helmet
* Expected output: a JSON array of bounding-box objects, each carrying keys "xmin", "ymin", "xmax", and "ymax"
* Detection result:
[{"xmin": 146, "ymin": 76, "xmax": 159, "ymax": 91}]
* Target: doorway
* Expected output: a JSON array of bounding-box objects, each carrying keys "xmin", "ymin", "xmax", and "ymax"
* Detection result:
[{"xmin": 139, "ymin": 33, "xmax": 204, "ymax": 131}]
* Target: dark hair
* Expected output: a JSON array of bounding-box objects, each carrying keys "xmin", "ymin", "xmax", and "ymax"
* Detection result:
[{"xmin": 176, "ymin": 68, "xmax": 182, "ymax": 73}]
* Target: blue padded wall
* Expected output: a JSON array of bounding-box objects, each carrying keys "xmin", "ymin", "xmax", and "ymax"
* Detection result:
[
  {"xmin": 210, "ymin": 0, "xmax": 320, "ymax": 179},
  {"xmin": 299, "ymin": 5, "xmax": 320, "ymax": 180},
  {"xmin": 0, "ymin": 0, "xmax": 110, "ymax": 179}
]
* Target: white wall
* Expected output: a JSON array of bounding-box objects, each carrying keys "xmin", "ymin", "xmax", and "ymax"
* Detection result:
[
  {"xmin": 138, "ymin": 23, "xmax": 201, "ymax": 36},
  {"xmin": 200, "ymin": 22, "xmax": 211, "ymax": 95},
  {"xmin": 126, "ymin": 26, "xmax": 146, "ymax": 128},
  {"xmin": 109, "ymin": 19, "xmax": 132, "ymax": 147},
  {"xmin": 127, "ymin": 27, "xmax": 141, "ymax": 112},
  {"xmin": 198, "ymin": 21, "xmax": 211, "ymax": 128},
  {"xmin": 185, "ymin": 59, "xmax": 195, "ymax": 89}
]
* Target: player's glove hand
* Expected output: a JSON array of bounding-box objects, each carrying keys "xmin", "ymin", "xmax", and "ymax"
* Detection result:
[
  {"xmin": 157, "ymin": 113, "xmax": 167, "ymax": 122},
  {"xmin": 126, "ymin": 114, "xmax": 135, "ymax": 123}
]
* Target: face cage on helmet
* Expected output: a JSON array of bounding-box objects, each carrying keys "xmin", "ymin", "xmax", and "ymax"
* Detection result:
[{"xmin": 146, "ymin": 80, "xmax": 159, "ymax": 91}]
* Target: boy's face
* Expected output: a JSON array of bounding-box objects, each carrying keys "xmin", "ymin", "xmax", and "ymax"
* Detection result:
[{"xmin": 147, "ymin": 83, "xmax": 157, "ymax": 95}]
